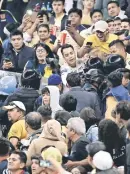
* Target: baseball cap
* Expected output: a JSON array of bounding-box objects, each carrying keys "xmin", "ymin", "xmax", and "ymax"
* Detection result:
[
  {"xmin": 3, "ymin": 101, "xmax": 26, "ymax": 111},
  {"xmin": 93, "ymin": 151, "xmax": 113, "ymax": 170},
  {"xmin": 94, "ymin": 20, "xmax": 108, "ymax": 32},
  {"xmin": 48, "ymin": 74, "xmax": 62, "ymax": 86}
]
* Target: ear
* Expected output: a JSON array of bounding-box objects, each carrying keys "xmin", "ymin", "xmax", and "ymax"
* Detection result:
[{"xmin": 20, "ymin": 162, "xmax": 25, "ymax": 169}]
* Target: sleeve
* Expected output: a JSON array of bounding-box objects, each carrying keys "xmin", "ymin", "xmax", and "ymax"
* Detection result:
[
  {"xmin": 93, "ymin": 96, "xmax": 102, "ymax": 119},
  {"xmin": 60, "ymin": 66, "xmax": 68, "ymax": 86},
  {"xmin": 8, "ymin": 122, "xmax": 23, "ymax": 140}
]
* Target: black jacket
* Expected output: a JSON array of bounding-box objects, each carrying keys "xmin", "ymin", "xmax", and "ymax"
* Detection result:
[
  {"xmin": 0, "ymin": 44, "xmax": 35, "ymax": 73},
  {"xmin": 4, "ymin": 87, "xmax": 39, "ymax": 114},
  {"xmin": 60, "ymin": 86, "xmax": 101, "ymax": 119}
]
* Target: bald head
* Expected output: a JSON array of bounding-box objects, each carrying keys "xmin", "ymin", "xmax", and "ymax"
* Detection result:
[{"xmin": 25, "ymin": 112, "xmax": 41, "ymax": 130}]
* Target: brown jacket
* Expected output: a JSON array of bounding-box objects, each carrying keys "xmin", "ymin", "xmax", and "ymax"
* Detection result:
[{"xmin": 27, "ymin": 120, "xmax": 67, "ymax": 165}]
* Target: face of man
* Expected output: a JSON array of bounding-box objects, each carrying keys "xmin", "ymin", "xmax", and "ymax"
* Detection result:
[
  {"xmin": 62, "ymin": 47, "xmax": 76, "ymax": 67},
  {"xmin": 10, "ymin": 35, "xmax": 23, "ymax": 50},
  {"xmin": 66, "ymin": 124, "xmax": 75, "ymax": 141},
  {"xmin": 8, "ymin": 108, "xmax": 22, "ymax": 123},
  {"xmin": 38, "ymin": 27, "xmax": 50, "ymax": 41},
  {"xmin": 91, "ymin": 12, "xmax": 103, "ymax": 24},
  {"xmin": 68, "ymin": 12, "xmax": 81, "ymax": 26},
  {"xmin": 96, "ymin": 30, "xmax": 108, "ymax": 42},
  {"xmin": 52, "ymin": 1, "xmax": 64, "ymax": 15},
  {"xmin": 109, "ymin": 44, "xmax": 126, "ymax": 59},
  {"xmin": 121, "ymin": 22, "xmax": 130, "ymax": 30},
  {"xmin": 108, "ymin": 21, "xmax": 115, "ymax": 33},
  {"xmin": 8, "ymin": 154, "xmax": 25, "ymax": 172},
  {"xmin": 114, "ymin": 19, "xmax": 121, "ymax": 33},
  {"xmin": 107, "ymin": 3, "xmax": 120, "ymax": 17},
  {"xmin": 83, "ymin": 0, "xmax": 95, "ymax": 10}
]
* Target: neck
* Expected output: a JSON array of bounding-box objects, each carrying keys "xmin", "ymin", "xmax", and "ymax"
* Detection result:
[
  {"xmin": 10, "ymin": 169, "xmax": 23, "ymax": 174},
  {"xmin": 55, "ymin": 12, "xmax": 64, "ymax": 18},
  {"xmin": 71, "ymin": 134, "xmax": 81, "ymax": 143},
  {"xmin": 83, "ymin": 8, "xmax": 91, "ymax": 14},
  {"xmin": 27, "ymin": 128, "xmax": 37, "ymax": 136},
  {"xmin": 39, "ymin": 59, "xmax": 46, "ymax": 64}
]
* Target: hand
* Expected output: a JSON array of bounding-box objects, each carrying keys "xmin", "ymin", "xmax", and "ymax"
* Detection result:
[
  {"xmin": 2, "ymin": 61, "xmax": 14, "ymax": 69},
  {"xmin": 66, "ymin": 25, "xmax": 76, "ymax": 35},
  {"xmin": 22, "ymin": 14, "xmax": 31, "ymax": 25},
  {"xmin": 65, "ymin": 160, "xmax": 76, "ymax": 168},
  {"xmin": 34, "ymin": 16, "xmax": 40, "ymax": 25}
]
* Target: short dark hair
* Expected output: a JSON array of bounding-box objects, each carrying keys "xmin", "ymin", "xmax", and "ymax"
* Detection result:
[
  {"xmin": 116, "ymin": 101, "xmax": 130, "ymax": 121},
  {"xmin": 37, "ymin": 106, "xmax": 52, "ymax": 120},
  {"xmin": 107, "ymin": 1, "xmax": 120, "ymax": 7},
  {"xmin": 37, "ymin": 24, "xmax": 50, "ymax": 32},
  {"xmin": 61, "ymin": 94, "xmax": 77, "ymax": 112},
  {"xmin": 106, "ymin": 19, "xmax": 114, "ymax": 23},
  {"xmin": 90, "ymin": 9, "xmax": 103, "ymax": 18},
  {"xmin": 108, "ymin": 70, "xmax": 122, "ymax": 87},
  {"xmin": 11, "ymin": 151, "xmax": 27, "ymax": 164},
  {"xmin": 66, "ymin": 72, "xmax": 81, "ymax": 87},
  {"xmin": 55, "ymin": 110, "xmax": 71, "ymax": 126},
  {"xmin": 0, "ymin": 137, "xmax": 10, "ymax": 156},
  {"xmin": 113, "ymin": 17, "xmax": 121, "ymax": 22},
  {"xmin": 86, "ymin": 141, "xmax": 106, "ymax": 157},
  {"xmin": 68, "ymin": 8, "xmax": 82, "ymax": 18},
  {"xmin": 10, "ymin": 30, "xmax": 23, "ymax": 38},
  {"xmin": 109, "ymin": 39, "xmax": 125, "ymax": 48},
  {"xmin": 126, "ymin": 119, "xmax": 130, "ymax": 132},
  {"xmin": 41, "ymin": 87, "xmax": 50, "ymax": 95},
  {"xmin": 31, "ymin": 155, "xmax": 41, "ymax": 163},
  {"xmin": 37, "ymin": 10, "xmax": 49, "ymax": 21},
  {"xmin": 121, "ymin": 18, "xmax": 130, "ymax": 24},
  {"xmin": 25, "ymin": 112, "xmax": 41, "ymax": 130},
  {"xmin": 52, "ymin": 0, "xmax": 65, "ymax": 5},
  {"xmin": 61, "ymin": 44, "xmax": 74, "ymax": 56},
  {"xmin": 123, "ymin": 72, "xmax": 130, "ymax": 79}
]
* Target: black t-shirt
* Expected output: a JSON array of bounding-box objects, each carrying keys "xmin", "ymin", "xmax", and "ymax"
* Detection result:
[
  {"xmin": 0, "ymin": 160, "xmax": 8, "ymax": 173},
  {"xmin": 69, "ymin": 136, "xmax": 89, "ymax": 161}
]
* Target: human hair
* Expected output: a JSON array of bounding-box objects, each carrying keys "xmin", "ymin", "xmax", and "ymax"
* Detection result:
[
  {"xmin": 121, "ymin": 18, "xmax": 130, "ymax": 24},
  {"xmin": 37, "ymin": 106, "xmax": 52, "ymax": 121},
  {"xmin": 116, "ymin": 101, "xmax": 130, "ymax": 121},
  {"xmin": 108, "ymin": 71, "xmax": 122, "ymax": 87},
  {"xmin": 41, "ymin": 87, "xmax": 50, "ymax": 95},
  {"xmin": 68, "ymin": 8, "xmax": 82, "ymax": 18},
  {"xmin": 0, "ymin": 137, "xmax": 10, "ymax": 156},
  {"xmin": 80, "ymin": 107, "xmax": 98, "ymax": 131},
  {"xmin": 61, "ymin": 94, "xmax": 77, "ymax": 112},
  {"xmin": 67, "ymin": 117, "xmax": 86, "ymax": 135},
  {"xmin": 37, "ymin": 10, "xmax": 49, "ymax": 21},
  {"xmin": 106, "ymin": 19, "xmax": 114, "ymax": 23},
  {"xmin": 109, "ymin": 39, "xmax": 125, "ymax": 48},
  {"xmin": 86, "ymin": 141, "xmax": 106, "ymax": 157},
  {"xmin": 10, "ymin": 30, "xmax": 23, "ymax": 38},
  {"xmin": 37, "ymin": 23, "xmax": 50, "ymax": 33},
  {"xmin": 90, "ymin": 9, "xmax": 103, "ymax": 18},
  {"xmin": 98, "ymin": 119, "xmax": 122, "ymax": 152},
  {"xmin": 107, "ymin": 1, "xmax": 120, "ymax": 7},
  {"xmin": 126, "ymin": 119, "xmax": 130, "ymax": 132},
  {"xmin": 25, "ymin": 112, "xmax": 41, "ymax": 130},
  {"xmin": 55, "ymin": 110, "xmax": 71, "ymax": 126},
  {"xmin": 10, "ymin": 151, "xmax": 27, "ymax": 164},
  {"xmin": 123, "ymin": 72, "xmax": 130, "ymax": 79},
  {"xmin": 113, "ymin": 17, "xmax": 121, "ymax": 22},
  {"xmin": 71, "ymin": 166, "xmax": 87, "ymax": 174},
  {"xmin": 66, "ymin": 72, "xmax": 81, "ymax": 87},
  {"xmin": 61, "ymin": 44, "xmax": 74, "ymax": 56},
  {"xmin": 31, "ymin": 155, "xmax": 41, "ymax": 163},
  {"xmin": 52, "ymin": 0, "xmax": 65, "ymax": 5}
]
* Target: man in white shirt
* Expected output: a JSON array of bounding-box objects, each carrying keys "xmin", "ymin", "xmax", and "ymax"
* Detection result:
[{"xmin": 107, "ymin": 0, "xmax": 127, "ymax": 19}]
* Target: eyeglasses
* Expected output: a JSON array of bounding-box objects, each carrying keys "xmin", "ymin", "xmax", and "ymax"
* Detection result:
[{"xmin": 36, "ymin": 49, "xmax": 45, "ymax": 53}]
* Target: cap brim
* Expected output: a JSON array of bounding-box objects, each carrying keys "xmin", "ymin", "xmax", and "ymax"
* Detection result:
[
  {"xmin": 3, "ymin": 105, "xmax": 16, "ymax": 110},
  {"xmin": 95, "ymin": 28, "xmax": 106, "ymax": 32}
]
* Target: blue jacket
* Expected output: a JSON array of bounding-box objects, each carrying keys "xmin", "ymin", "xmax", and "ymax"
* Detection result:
[{"xmin": 106, "ymin": 85, "xmax": 130, "ymax": 102}]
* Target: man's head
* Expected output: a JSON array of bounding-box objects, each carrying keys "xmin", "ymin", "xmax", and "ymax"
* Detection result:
[
  {"xmin": 48, "ymin": 74, "xmax": 63, "ymax": 92},
  {"xmin": 94, "ymin": 20, "xmax": 109, "ymax": 42},
  {"xmin": 83, "ymin": 0, "xmax": 95, "ymax": 10},
  {"xmin": 37, "ymin": 24, "xmax": 50, "ymax": 41},
  {"xmin": 107, "ymin": 1, "xmax": 120, "ymax": 18},
  {"xmin": 25, "ymin": 112, "xmax": 41, "ymax": 133},
  {"xmin": 41, "ymin": 87, "xmax": 50, "ymax": 106},
  {"xmin": 0, "ymin": 137, "xmax": 10, "ymax": 157},
  {"xmin": 121, "ymin": 18, "xmax": 130, "ymax": 31},
  {"xmin": 115, "ymin": 101, "xmax": 130, "ymax": 125},
  {"xmin": 113, "ymin": 17, "xmax": 121, "ymax": 33},
  {"xmin": 90, "ymin": 9, "xmax": 103, "ymax": 24},
  {"xmin": 37, "ymin": 105, "xmax": 52, "ymax": 124},
  {"xmin": 106, "ymin": 19, "xmax": 114, "ymax": 33},
  {"xmin": 61, "ymin": 44, "xmax": 76, "ymax": 68},
  {"xmin": 31, "ymin": 155, "xmax": 41, "ymax": 174},
  {"xmin": 37, "ymin": 10, "xmax": 49, "ymax": 24},
  {"xmin": 68, "ymin": 8, "xmax": 82, "ymax": 26},
  {"xmin": 86, "ymin": 141, "xmax": 106, "ymax": 167},
  {"xmin": 107, "ymin": 70, "xmax": 122, "ymax": 88},
  {"xmin": 109, "ymin": 39, "xmax": 126, "ymax": 59},
  {"xmin": 66, "ymin": 72, "xmax": 81, "ymax": 87},
  {"xmin": 52, "ymin": 0, "xmax": 65, "ymax": 15},
  {"xmin": 61, "ymin": 94, "xmax": 77, "ymax": 112},
  {"xmin": 66, "ymin": 117, "xmax": 86, "ymax": 141},
  {"xmin": 122, "ymin": 72, "xmax": 130, "ymax": 87},
  {"xmin": 8, "ymin": 151, "xmax": 27, "ymax": 172},
  {"xmin": 55, "ymin": 110, "xmax": 71, "ymax": 126},
  {"xmin": 4, "ymin": 101, "xmax": 26, "ymax": 123},
  {"xmin": 10, "ymin": 30, "xmax": 24, "ymax": 50}
]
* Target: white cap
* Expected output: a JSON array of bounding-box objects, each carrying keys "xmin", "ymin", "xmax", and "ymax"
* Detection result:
[
  {"xmin": 93, "ymin": 151, "xmax": 113, "ymax": 170},
  {"xmin": 94, "ymin": 20, "xmax": 108, "ymax": 32},
  {"xmin": 4, "ymin": 101, "xmax": 26, "ymax": 111}
]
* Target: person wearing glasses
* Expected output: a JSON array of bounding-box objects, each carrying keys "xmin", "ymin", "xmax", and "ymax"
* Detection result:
[{"xmin": 3, "ymin": 101, "xmax": 27, "ymax": 150}]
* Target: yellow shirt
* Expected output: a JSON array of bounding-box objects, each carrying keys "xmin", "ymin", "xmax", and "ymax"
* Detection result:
[
  {"xmin": 8, "ymin": 120, "xmax": 27, "ymax": 140},
  {"xmin": 84, "ymin": 34, "xmax": 118, "ymax": 54},
  {"xmin": 81, "ymin": 14, "xmax": 92, "ymax": 25}
]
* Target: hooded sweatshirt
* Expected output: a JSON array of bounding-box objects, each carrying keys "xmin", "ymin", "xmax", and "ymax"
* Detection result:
[{"xmin": 26, "ymin": 120, "xmax": 67, "ymax": 166}]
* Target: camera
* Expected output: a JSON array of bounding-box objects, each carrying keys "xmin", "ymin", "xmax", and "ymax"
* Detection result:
[{"xmin": 40, "ymin": 160, "xmax": 51, "ymax": 167}]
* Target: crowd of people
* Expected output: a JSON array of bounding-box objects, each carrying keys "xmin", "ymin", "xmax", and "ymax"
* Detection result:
[{"xmin": 1, "ymin": 0, "xmax": 130, "ymax": 174}]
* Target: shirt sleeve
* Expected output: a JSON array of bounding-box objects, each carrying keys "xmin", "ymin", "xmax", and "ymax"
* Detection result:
[{"xmin": 8, "ymin": 122, "xmax": 23, "ymax": 140}]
